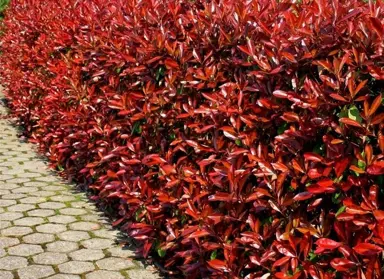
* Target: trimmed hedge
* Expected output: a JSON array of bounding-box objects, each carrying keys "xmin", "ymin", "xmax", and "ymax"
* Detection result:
[{"xmin": 1, "ymin": 0, "xmax": 384, "ymax": 278}]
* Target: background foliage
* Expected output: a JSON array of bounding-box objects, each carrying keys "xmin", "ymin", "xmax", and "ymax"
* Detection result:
[{"xmin": 0, "ymin": 0, "xmax": 384, "ymax": 278}]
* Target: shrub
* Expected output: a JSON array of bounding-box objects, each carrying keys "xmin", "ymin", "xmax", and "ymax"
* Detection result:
[{"xmin": 1, "ymin": 0, "xmax": 384, "ymax": 278}]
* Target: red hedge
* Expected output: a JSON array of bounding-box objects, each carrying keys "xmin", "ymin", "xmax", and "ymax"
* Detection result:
[{"xmin": 1, "ymin": 0, "xmax": 384, "ymax": 278}]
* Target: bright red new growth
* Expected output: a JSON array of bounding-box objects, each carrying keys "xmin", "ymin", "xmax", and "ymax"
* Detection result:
[{"xmin": 0, "ymin": 0, "xmax": 383, "ymax": 278}]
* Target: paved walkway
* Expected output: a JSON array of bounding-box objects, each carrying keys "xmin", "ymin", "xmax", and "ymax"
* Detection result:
[{"xmin": 0, "ymin": 94, "xmax": 160, "ymax": 278}]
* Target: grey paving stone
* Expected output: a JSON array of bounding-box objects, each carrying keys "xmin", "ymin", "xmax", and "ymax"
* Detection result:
[
  {"xmin": 0, "ymin": 220, "xmax": 12, "ymax": 229},
  {"xmin": 58, "ymin": 261, "xmax": 95, "ymax": 274},
  {"xmin": 19, "ymin": 197, "xmax": 47, "ymax": 204},
  {"xmin": 0, "ymin": 270, "xmax": 13, "ymax": 279},
  {"xmin": 23, "ymin": 233, "xmax": 55, "ymax": 244},
  {"xmin": 1, "ymin": 226, "xmax": 33, "ymax": 237},
  {"xmin": 48, "ymin": 215, "xmax": 77, "ymax": 224},
  {"xmin": 36, "ymin": 224, "xmax": 67, "ymax": 234},
  {"xmin": 70, "ymin": 201, "xmax": 89, "ymax": 208},
  {"xmin": 47, "ymin": 275, "xmax": 81, "ymax": 279},
  {"xmin": 23, "ymin": 182, "xmax": 48, "ymax": 187},
  {"xmin": 79, "ymin": 214, "xmax": 102, "ymax": 222},
  {"xmin": 96, "ymin": 257, "xmax": 136, "ymax": 270},
  {"xmin": 0, "ymin": 212, "xmax": 23, "ymax": 221},
  {"xmin": 29, "ymin": 191, "xmax": 55, "ymax": 197},
  {"xmin": 8, "ymin": 244, "xmax": 44, "ymax": 256},
  {"xmin": 58, "ymin": 231, "xmax": 90, "ymax": 242},
  {"xmin": 69, "ymin": 249, "xmax": 105, "ymax": 261},
  {"xmin": 0, "ymin": 184, "xmax": 20, "ymax": 190},
  {"xmin": 0, "ymin": 199, "xmax": 17, "ymax": 207},
  {"xmin": 11, "ymin": 187, "xmax": 39, "ymax": 193},
  {"xmin": 35, "ymin": 176, "xmax": 58, "ymax": 182},
  {"xmin": 44, "ymin": 186, "xmax": 67, "ymax": 192},
  {"xmin": 0, "ymin": 237, "xmax": 20, "ymax": 248},
  {"xmin": 85, "ymin": 270, "xmax": 124, "ymax": 279},
  {"xmin": 46, "ymin": 241, "xmax": 79, "ymax": 253},
  {"xmin": 81, "ymin": 238, "xmax": 115, "ymax": 250},
  {"xmin": 1, "ymin": 193, "xmax": 27, "ymax": 200},
  {"xmin": 50, "ymin": 195, "xmax": 76, "ymax": 202},
  {"xmin": 0, "ymin": 189, "xmax": 11, "ymax": 195},
  {"xmin": 28, "ymin": 209, "xmax": 55, "ymax": 217},
  {"xmin": 107, "ymin": 247, "xmax": 135, "ymax": 258},
  {"xmin": 39, "ymin": 202, "xmax": 66, "ymax": 209},
  {"xmin": 59, "ymin": 208, "xmax": 88, "ymax": 216},
  {"xmin": 7, "ymin": 178, "xmax": 32, "ymax": 184},
  {"xmin": 17, "ymin": 264, "xmax": 55, "ymax": 279},
  {"xmin": 0, "ymin": 256, "xmax": 28, "ymax": 270},
  {"xmin": 93, "ymin": 229, "xmax": 118, "ymax": 239},
  {"xmin": 0, "ymin": 174, "xmax": 14, "ymax": 181},
  {"xmin": 7, "ymin": 204, "xmax": 36, "ymax": 212},
  {"xmin": 16, "ymin": 172, "xmax": 42, "ymax": 178},
  {"xmin": 33, "ymin": 252, "xmax": 68, "ymax": 265},
  {"xmin": 69, "ymin": 222, "xmax": 100, "ymax": 231},
  {"xmin": 14, "ymin": 217, "xmax": 45, "ymax": 226},
  {"xmin": 127, "ymin": 269, "xmax": 160, "ymax": 279}
]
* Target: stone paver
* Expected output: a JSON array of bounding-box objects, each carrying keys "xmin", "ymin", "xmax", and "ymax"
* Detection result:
[
  {"xmin": 86, "ymin": 270, "xmax": 124, "ymax": 279},
  {"xmin": 0, "ymin": 271, "xmax": 13, "ymax": 279},
  {"xmin": 18, "ymin": 265, "xmax": 55, "ymax": 279},
  {"xmin": 69, "ymin": 249, "xmax": 105, "ymax": 261},
  {"xmin": 0, "ymin": 256, "xmax": 28, "ymax": 270},
  {"xmin": 58, "ymin": 261, "xmax": 95, "ymax": 274},
  {"xmin": 33, "ymin": 252, "xmax": 68, "ymax": 265},
  {"xmin": 8, "ymin": 244, "xmax": 44, "ymax": 256},
  {"xmin": 23, "ymin": 233, "xmax": 55, "ymax": 244},
  {"xmin": 0, "ymin": 93, "xmax": 160, "ymax": 278}
]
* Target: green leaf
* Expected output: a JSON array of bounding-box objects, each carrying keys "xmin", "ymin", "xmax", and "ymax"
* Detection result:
[
  {"xmin": 334, "ymin": 175, "xmax": 344, "ymax": 183},
  {"xmin": 277, "ymin": 122, "xmax": 288, "ymax": 135},
  {"xmin": 157, "ymin": 248, "xmax": 166, "ymax": 258},
  {"xmin": 376, "ymin": 175, "xmax": 384, "ymax": 186},
  {"xmin": 332, "ymin": 192, "xmax": 341, "ymax": 204},
  {"xmin": 210, "ymin": 250, "xmax": 217, "ymax": 260},
  {"xmin": 131, "ymin": 121, "xmax": 142, "ymax": 135},
  {"xmin": 308, "ymin": 251, "xmax": 318, "ymax": 262},
  {"xmin": 337, "ymin": 106, "xmax": 348, "ymax": 118},
  {"xmin": 357, "ymin": 160, "xmax": 366, "ymax": 170},
  {"xmin": 235, "ymin": 139, "xmax": 242, "ymax": 146},
  {"xmin": 313, "ymin": 143, "xmax": 325, "ymax": 156},
  {"xmin": 336, "ymin": 205, "xmax": 346, "ymax": 216},
  {"xmin": 347, "ymin": 105, "xmax": 362, "ymax": 123}
]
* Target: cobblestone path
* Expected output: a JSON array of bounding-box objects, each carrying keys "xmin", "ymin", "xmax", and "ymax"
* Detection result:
[{"xmin": 0, "ymin": 94, "xmax": 160, "ymax": 278}]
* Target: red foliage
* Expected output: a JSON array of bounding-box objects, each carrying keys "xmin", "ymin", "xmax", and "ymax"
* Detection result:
[{"xmin": 1, "ymin": 0, "xmax": 384, "ymax": 278}]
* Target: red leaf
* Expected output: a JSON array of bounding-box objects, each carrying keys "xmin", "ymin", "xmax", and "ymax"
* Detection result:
[
  {"xmin": 339, "ymin": 118, "xmax": 363, "ymax": 128},
  {"xmin": 293, "ymin": 192, "xmax": 313, "ymax": 201},
  {"xmin": 353, "ymin": 243, "xmax": 383, "ymax": 256},
  {"xmin": 315, "ymin": 238, "xmax": 342, "ymax": 250},
  {"xmin": 373, "ymin": 210, "xmax": 384, "ymax": 221},
  {"xmin": 334, "ymin": 157, "xmax": 350, "ymax": 177},
  {"xmin": 208, "ymin": 192, "xmax": 235, "ymax": 202},
  {"xmin": 207, "ymin": 259, "xmax": 229, "ymax": 272},
  {"xmin": 369, "ymin": 17, "xmax": 383, "ymax": 39},
  {"xmin": 188, "ymin": 229, "xmax": 210, "ymax": 239},
  {"xmin": 272, "ymin": 256, "xmax": 291, "ymax": 268},
  {"xmin": 369, "ymin": 94, "xmax": 382, "ymax": 116},
  {"xmin": 304, "ymin": 152, "xmax": 324, "ymax": 163},
  {"xmin": 330, "ymin": 258, "xmax": 356, "ymax": 272},
  {"xmin": 367, "ymin": 161, "xmax": 384, "ymax": 175}
]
